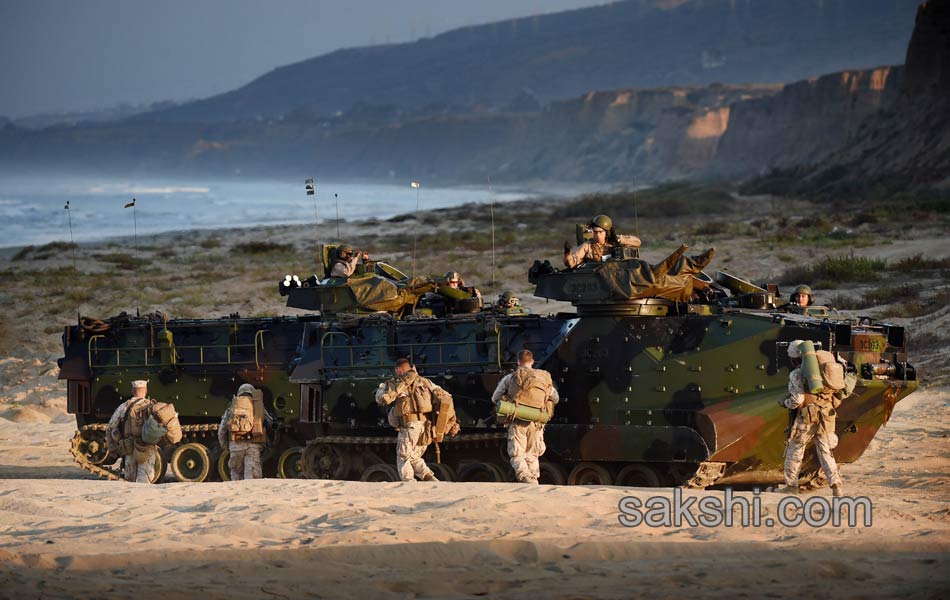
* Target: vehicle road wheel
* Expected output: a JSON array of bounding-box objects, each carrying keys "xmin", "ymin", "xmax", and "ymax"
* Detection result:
[
  {"xmin": 149, "ymin": 449, "xmax": 167, "ymax": 484},
  {"xmin": 301, "ymin": 443, "xmax": 351, "ymax": 480},
  {"xmin": 217, "ymin": 450, "xmax": 231, "ymax": 481},
  {"xmin": 277, "ymin": 446, "xmax": 307, "ymax": 479},
  {"xmin": 360, "ymin": 463, "xmax": 400, "ymax": 482},
  {"xmin": 539, "ymin": 461, "xmax": 568, "ymax": 486},
  {"xmin": 458, "ymin": 462, "xmax": 507, "ymax": 482},
  {"xmin": 429, "ymin": 463, "xmax": 457, "ymax": 482},
  {"xmin": 567, "ymin": 462, "xmax": 613, "ymax": 486},
  {"xmin": 170, "ymin": 443, "xmax": 213, "ymax": 483},
  {"xmin": 615, "ymin": 463, "xmax": 661, "ymax": 488}
]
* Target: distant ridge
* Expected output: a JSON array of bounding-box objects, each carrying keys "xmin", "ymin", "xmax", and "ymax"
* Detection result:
[{"xmin": 140, "ymin": 0, "xmax": 920, "ymax": 124}]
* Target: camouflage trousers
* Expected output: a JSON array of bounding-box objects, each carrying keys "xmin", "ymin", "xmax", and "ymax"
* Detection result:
[
  {"xmin": 123, "ymin": 443, "xmax": 157, "ymax": 483},
  {"xmin": 228, "ymin": 440, "xmax": 263, "ymax": 480},
  {"xmin": 784, "ymin": 412, "xmax": 842, "ymax": 488},
  {"xmin": 507, "ymin": 421, "xmax": 545, "ymax": 484},
  {"xmin": 396, "ymin": 420, "xmax": 434, "ymax": 481}
]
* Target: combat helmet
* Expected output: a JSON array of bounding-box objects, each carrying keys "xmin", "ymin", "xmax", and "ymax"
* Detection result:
[
  {"xmin": 444, "ymin": 271, "xmax": 462, "ymax": 283},
  {"xmin": 789, "ymin": 284, "xmax": 813, "ymax": 306},
  {"xmin": 237, "ymin": 383, "xmax": 257, "ymax": 397},
  {"xmin": 497, "ymin": 290, "xmax": 520, "ymax": 308},
  {"xmin": 337, "ymin": 244, "xmax": 354, "ymax": 258},
  {"xmin": 590, "ymin": 214, "xmax": 613, "ymax": 232}
]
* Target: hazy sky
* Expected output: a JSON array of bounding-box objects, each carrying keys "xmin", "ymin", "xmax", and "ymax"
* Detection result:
[{"xmin": 0, "ymin": 0, "xmax": 612, "ymax": 118}]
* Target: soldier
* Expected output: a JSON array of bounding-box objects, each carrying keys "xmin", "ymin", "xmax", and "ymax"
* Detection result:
[
  {"xmin": 495, "ymin": 290, "xmax": 530, "ymax": 316},
  {"xmin": 444, "ymin": 271, "xmax": 482, "ymax": 301},
  {"xmin": 776, "ymin": 340, "xmax": 845, "ymax": 497},
  {"xmin": 789, "ymin": 284, "xmax": 814, "ymax": 307},
  {"xmin": 564, "ymin": 214, "xmax": 641, "ymax": 269},
  {"xmin": 106, "ymin": 380, "xmax": 182, "ymax": 483},
  {"xmin": 375, "ymin": 358, "xmax": 450, "ymax": 481},
  {"xmin": 492, "ymin": 350, "xmax": 559, "ymax": 484},
  {"xmin": 330, "ymin": 244, "xmax": 370, "ymax": 278},
  {"xmin": 218, "ymin": 383, "xmax": 266, "ymax": 480}
]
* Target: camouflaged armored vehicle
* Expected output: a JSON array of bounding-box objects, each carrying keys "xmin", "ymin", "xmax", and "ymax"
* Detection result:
[{"xmin": 60, "ymin": 242, "xmax": 917, "ymax": 488}]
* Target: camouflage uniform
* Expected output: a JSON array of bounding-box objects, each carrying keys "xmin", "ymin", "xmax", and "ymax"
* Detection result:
[
  {"xmin": 564, "ymin": 234, "xmax": 640, "ymax": 269},
  {"xmin": 492, "ymin": 367, "xmax": 559, "ymax": 484},
  {"xmin": 330, "ymin": 255, "xmax": 359, "ymax": 278},
  {"xmin": 375, "ymin": 369, "xmax": 447, "ymax": 481},
  {"xmin": 107, "ymin": 395, "xmax": 158, "ymax": 484},
  {"xmin": 217, "ymin": 384, "xmax": 265, "ymax": 480},
  {"xmin": 782, "ymin": 368, "xmax": 843, "ymax": 490}
]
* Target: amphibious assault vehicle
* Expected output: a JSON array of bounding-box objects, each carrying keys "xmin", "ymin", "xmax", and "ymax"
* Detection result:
[{"xmin": 60, "ymin": 244, "xmax": 917, "ymax": 488}]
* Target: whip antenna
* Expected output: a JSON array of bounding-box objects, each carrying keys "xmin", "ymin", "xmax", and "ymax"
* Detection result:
[
  {"xmin": 633, "ymin": 176, "xmax": 640, "ymax": 239},
  {"xmin": 334, "ymin": 193, "xmax": 341, "ymax": 239},
  {"xmin": 123, "ymin": 197, "xmax": 139, "ymax": 315},
  {"xmin": 487, "ymin": 176, "xmax": 496, "ymax": 294},
  {"xmin": 64, "ymin": 200, "xmax": 76, "ymax": 270},
  {"xmin": 410, "ymin": 180, "xmax": 421, "ymax": 278},
  {"xmin": 305, "ymin": 178, "xmax": 318, "ymax": 236}
]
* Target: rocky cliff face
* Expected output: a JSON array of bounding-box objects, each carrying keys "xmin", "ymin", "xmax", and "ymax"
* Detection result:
[
  {"xmin": 710, "ymin": 66, "xmax": 902, "ymax": 178},
  {"xmin": 800, "ymin": 0, "xmax": 950, "ymax": 191}
]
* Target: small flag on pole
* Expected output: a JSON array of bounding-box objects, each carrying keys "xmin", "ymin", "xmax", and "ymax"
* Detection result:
[
  {"xmin": 64, "ymin": 201, "xmax": 69, "ymax": 210},
  {"xmin": 410, "ymin": 181, "xmax": 421, "ymax": 189},
  {"xmin": 124, "ymin": 199, "xmax": 136, "ymax": 208},
  {"xmin": 305, "ymin": 178, "xmax": 315, "ymax": 196}
]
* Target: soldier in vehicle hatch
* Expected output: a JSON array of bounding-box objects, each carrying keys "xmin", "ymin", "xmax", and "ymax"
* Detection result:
[
  {"xmin": 788, "ymin": 284, "xmax": 814, "ymax": 307},
  {"xmin": 564, "ymin": 214, "xmax": 641, "ymax": 269},
  {"xmin": 330, "ymin": 244, "xmax": 370, "ymax": 278}
]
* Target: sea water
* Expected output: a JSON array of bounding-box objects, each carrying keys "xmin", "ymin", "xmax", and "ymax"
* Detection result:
[{"xmin": 0, "ymin": 174, "xmax": 535, "ymax": 247}]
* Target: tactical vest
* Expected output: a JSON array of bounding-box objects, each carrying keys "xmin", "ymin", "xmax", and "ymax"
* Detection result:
[
  {"xmin": 507, "ymin": 367, "xmax": 551, "ymax": 411},
  {"xmin": 392, "ymin": 373, "xmax": 433, "ymax": 421},
  {"xmin": 227, "ymin": 394, "xmax": 265, "ymax": 443}
]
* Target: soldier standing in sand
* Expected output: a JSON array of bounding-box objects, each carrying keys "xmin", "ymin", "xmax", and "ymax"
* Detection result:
[
  {"xmin": 491, "ymin": 350, "xmax": 559, "ymax": 484},
  {"xmin": 776, "ymin": 340, "xmax": 845, "ymax": 497},
  {"xmin": 106, "ymin": 380, "xmax": 182, "ymax": 483},
  {"xmin": 375, "ymin": 358, "xmax": 452, "ymax": 482},
  {"xmin": 218, "ymin": 383, "xmax": 267, "ymax": 480}
]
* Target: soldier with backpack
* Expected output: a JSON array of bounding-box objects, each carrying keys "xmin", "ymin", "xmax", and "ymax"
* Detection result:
[
  {"xmin": 218, "ymin": 383, "xmax": 267, "ymax": 480},
  {"xmin": 106, "ymin": 380, "xmax": 183, "ymax": 483},
  {"xmin": 776, "ymin": 340, "xmax": 855, "ymax": 497},
  {"xmin": 375, "ymin": 358, "xmax": 459, "ymax": 482},
  {"xmin": 491, "ymin": 350, "xmax": 559, "ymax": 484}
]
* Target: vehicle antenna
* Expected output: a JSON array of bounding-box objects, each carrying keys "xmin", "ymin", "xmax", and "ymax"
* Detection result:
[
  {"xmin": 305, "ymin": 178, "xmax": 318, "ymax": 236},
  {"xmin": 334, "ymin": 193, "xmax": 341, "ymax": 239},
  {"xmin": 64, "ymin": 200, "xmax": 76, "ymax": 271},
  {"xmin": 123, "ymin": 197, "xmax": 139, "ymax": 316},
  {"xmin": 487, "ymin": 176, "xmax": 496, "ymax": 294},
  {"xmin": 410, "ymin": 180, "xmax": 421, "ymax": 278},
  {"xmin": 633, "ymin": 176, "xmax": 640, "ymax": 239}
]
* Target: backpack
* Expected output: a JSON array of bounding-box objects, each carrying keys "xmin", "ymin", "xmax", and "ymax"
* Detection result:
[
  {"xmin": 508, "ymin": 368, "xmax": 551, "ymax": 410},
  {"xmin": 816, "ymin": 350, "xmax": 846, "ymax": 391},
  {"xmin": 123, "ymin": 398, "xmax": 153, "ymax": 438},
  {"xmin": 227, "ymin": 392, "xmax": 265, "ymax": 442},
  {"xmin": 150, "ymin": 401, "xmax": 182, "ymax": 444},
  {"xmin": 228, "ymin": 395, "xmax": 256, "ymax": 436}
]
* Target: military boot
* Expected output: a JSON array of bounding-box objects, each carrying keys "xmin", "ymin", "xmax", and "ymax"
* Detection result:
[
  {"xmin": 773, "ymin": 484, "xmax": 799, "ymax": 494},
  {"xmin": 831, "ymin": 483, "xmax": 844, "ymax": 497},
  {"xmin": 422, "ymin": 473, "xmax": 439, "ymax": 482}
]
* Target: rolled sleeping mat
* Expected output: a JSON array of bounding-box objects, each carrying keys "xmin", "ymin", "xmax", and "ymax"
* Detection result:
[
  {"xmin": 496, "ymin": 400, "xmax": 550, "ymax": 424},
  {"xmin": 800, "ymin": 340, "xmax": 824, "ymax": 394}
]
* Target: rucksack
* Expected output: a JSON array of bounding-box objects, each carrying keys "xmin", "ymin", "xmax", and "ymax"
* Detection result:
[
  {"xmin": 508, "ymin": 368, "xmax": 551, "ymax": 410},
  {"xmin": 816, "ymin": 350, "xmax": 846, "ymax": 391},
  {"xmin": 228, "ymin": 395, "xmax": 256, "ymax": 436},
  {"xmin": 124, "ymin": 398, "xmax": 153, "ymax": 438}
]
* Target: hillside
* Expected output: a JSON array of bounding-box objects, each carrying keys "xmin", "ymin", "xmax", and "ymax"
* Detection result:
[{"xmin": 141, "ymin": 0, "xmax": 919, "ymax": 123}]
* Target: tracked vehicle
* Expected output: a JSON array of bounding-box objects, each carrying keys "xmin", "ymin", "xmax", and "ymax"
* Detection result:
[{"xmin": 60, "ymin": 244, "xmax": 917, "ymax": 487}]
